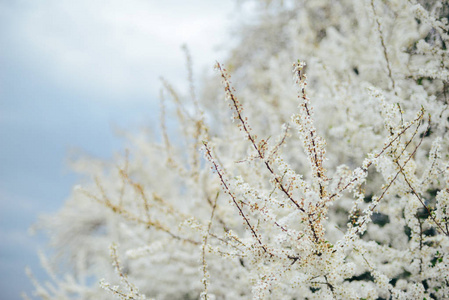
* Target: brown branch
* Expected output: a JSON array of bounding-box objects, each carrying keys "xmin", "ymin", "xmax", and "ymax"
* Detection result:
[
  {"xmin": 402, "ymin": 174, "xmax": 448, "ymax": 236},
  {"xmin": 203, "ymin": 141, "xmax": 271, "ymax": 255},
  {"xmin": 329, "ymin": 108, "xmax": 425, "ymax": 200},
  {"xmin": 391, "ymin": 116, "xmax": 449, "ymax": 235},
  {"xmin": 293, "ymin": 63, "xmax": 327, "ymax": 197},
  {"xmin": 370, "ymin": 0, "xmax": 397, "ymax": 95},
  {"xmin": 201, "ymin": 191, "xmax": 218, "ymax": 297},
  {"xmin": 206, "ymin": 193, "xmax": 229, "ymax": 232},
  {"xmin": 352, "ymin": 116, "xmax": 427, "ymax": 235},
  {"xmin": 89, "ymin": 179, "xmax": 199, "ymax": 245},
  {"xmin": 216, "ymin": 62, "xmax": 305, "ymax": 213}
]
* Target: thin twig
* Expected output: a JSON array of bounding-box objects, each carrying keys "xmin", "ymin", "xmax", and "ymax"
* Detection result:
[{"xmin": 203, "ymin": 141, "xmax": 271, "ymax": 255}]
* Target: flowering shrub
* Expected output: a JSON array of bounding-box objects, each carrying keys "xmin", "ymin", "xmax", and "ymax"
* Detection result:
[{"xmin": 27, "ymin": 0, "xmax": 449, "ymax": 299}]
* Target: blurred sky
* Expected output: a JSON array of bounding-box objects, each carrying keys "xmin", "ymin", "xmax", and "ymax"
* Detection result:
[{"xmin": 0, "ymin": 1, "xmax": 235, "ymax": 298}]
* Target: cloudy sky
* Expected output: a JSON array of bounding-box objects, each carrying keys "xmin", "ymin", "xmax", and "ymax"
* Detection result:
[{"xmin": 0, "ymin": 1, "xmax": 235, "ymax": 298}]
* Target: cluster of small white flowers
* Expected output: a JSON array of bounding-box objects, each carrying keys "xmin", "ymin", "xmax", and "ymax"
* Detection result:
[
  {"xmin": 421, "ymin": 137, "xmax": 443, "ymax": 188},
  {"xmin": 291, "ymin": 61, "xmax": 328, "ymax": 193},
  {"xmin": 410, "ymin": 2, "xmax": 449, "ymax": 35},
  {"xmin": 435, "ymin": 188, "xmax": 449, "ymax": 224},
  {"xmin": 274, "ymin": 156, "xmax": 311, "ymax": 197},
  {"xmin": 125, "ymin": 242, "xmax": 163, "ymax": 259},
  {"xmin": 417, "ymin": 68, "xmax": 449, "ymax": 81},
  {"xmin": 367, "ymin": 86, "xmax": 401, "ymax": 130},
  {"xmin": 99, "ymin": 279, "xmax": 149, "ymax": 300}
]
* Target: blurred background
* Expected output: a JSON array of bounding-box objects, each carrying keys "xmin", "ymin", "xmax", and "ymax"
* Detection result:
[{"xmin": 0, "ymin": 1, "xmax": 235, "ymax": 298}]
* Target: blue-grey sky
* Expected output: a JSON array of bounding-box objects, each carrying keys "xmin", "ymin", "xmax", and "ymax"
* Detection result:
[{"xmin": 0, "ymin": 1, "xmax": 232, "ymax": 298}]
